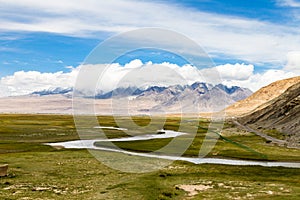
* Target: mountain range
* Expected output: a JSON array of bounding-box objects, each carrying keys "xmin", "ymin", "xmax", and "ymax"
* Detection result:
[
  {"xmin": 33, "ymin": 82, "xmax": 253, "ymax": 113},
  {"xmin": 0, "ymin": 82, "xmax": 252, "ymax": 114},
  {"xmin": 32, "ymin": 87, "xmax": 73, "ymax": 97},
  {"xmin": 131, "ymin": 83, "xmax": 252, "ymax": 113}
]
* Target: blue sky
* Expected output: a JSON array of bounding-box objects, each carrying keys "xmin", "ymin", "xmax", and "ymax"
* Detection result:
[
  {"xmin": 0, "ymin": 0, "xmax": 299, "ymax": 75},
  {"xmin": 0, "ymin": 0, "xmax": 299, "ymax": 95},
  {"xmin": 0, "ymin": 33, "xmax": 99, "ymax": 76},
  {"xmin": 161, "ymin": 0, "xmax": 293, "ymax": 23}
]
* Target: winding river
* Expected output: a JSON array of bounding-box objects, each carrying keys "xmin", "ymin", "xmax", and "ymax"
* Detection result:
[{"xmin": 47, "ymin": 127, "xmax": 300, "ymax": 169}]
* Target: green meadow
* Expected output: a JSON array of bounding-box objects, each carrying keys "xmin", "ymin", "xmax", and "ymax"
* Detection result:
[{"xmin": 0, "ymin": 114, "xmax": 299, "ymax": 199}]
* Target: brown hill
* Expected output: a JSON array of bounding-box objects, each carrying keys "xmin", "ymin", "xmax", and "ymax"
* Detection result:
[
  {"xmin": 239, "ymin": 81, "xmax": 300, "ymax": 147},
  {"xmin": 225, "ymin": 76, "xmax": 300, "ymax": 117}
]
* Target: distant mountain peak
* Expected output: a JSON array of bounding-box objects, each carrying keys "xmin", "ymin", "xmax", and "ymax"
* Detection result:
[
  {"xmin": 215, "ymin": 84, "xmax": 241, "ymax": 94},
  {"xmin": 31, "ymin": 87, "xmax": 73, "ymax": 96},
  {"xmin": 94, "ymin": 86, "xmax": 144, "ymax": 99},
  {"xmin": 190, "ymin": 82, "xmax": 210, "ymax": 90}
]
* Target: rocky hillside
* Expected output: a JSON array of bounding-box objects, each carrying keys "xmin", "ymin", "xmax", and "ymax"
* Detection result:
[
  {"xmin": 131, "ymin": 83, "xmax": 252, "ymax": 113},
  {"xmin": 239, "ymin": 81, "xmax": 300, "ymax": 147},
  {"xmin": 225, "ymin": 76, "xmax": 300, "ymax": 116}
]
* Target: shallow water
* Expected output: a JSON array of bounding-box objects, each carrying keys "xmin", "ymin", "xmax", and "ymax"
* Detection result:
[
  {"xmin": 47, "ymin": 128, "xmax": 300, "ymax": 169},
  {"xmin": 93, "ymin": 126, "xmax": 128, "ymax": 131}
]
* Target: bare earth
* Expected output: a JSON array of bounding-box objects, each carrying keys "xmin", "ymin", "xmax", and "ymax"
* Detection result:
[
  {"xmin": 176, "ymin": 184, "xmax": 213, "ymax": 197},
  {"xmin": 226, "ymin": 76, "xmax": 300, "ymax": 117},
  {"xmin": 0, "ymin": 95, "xmax": 173, "ymax": 115},
  {"xmin": 0, "ymin": 95, "xmax": 220, "ymax": 117}
]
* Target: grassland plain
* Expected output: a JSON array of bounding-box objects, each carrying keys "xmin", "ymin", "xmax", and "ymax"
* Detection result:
[{"xmin": 0, "ymin": 114, "xmax": 300, "ymax": 199}]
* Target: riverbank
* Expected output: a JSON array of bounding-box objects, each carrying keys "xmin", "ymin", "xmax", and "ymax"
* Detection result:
[{"xmin": 47, "ymin": 138, "xmax": 300, "ymax": 169}]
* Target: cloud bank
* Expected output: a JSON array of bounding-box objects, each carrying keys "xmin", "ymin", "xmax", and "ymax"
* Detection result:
[
  {"xmin": 0, "ymin": 60, "xmax": 298, "ymax": 97},
  {"xmin": 0, "ymin": 70, "xmax": 77, "ymax": 97}
]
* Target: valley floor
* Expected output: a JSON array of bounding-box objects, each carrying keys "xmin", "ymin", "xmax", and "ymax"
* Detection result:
[{"xmin": 0, "ymin": 114, "xmax": 299, "ymax": 199}]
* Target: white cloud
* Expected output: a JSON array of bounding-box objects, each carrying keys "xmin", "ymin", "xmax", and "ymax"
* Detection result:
[
  {"xmin": 75, "ymin": 61, "xmax": 202, "ymax": 95},
  {"xmin": 1, "ymin": 0, "xmax": 300, "ymax": 66},
  {"xmin": 284, "ymin": 51, "xmax": 300, "ymax": 73},
  {"xmin": 1, "ymin": 60, "xmax": 297, "ymax": 97},
  {"xmin": 214, "ymin": 63, "xmax": 254, "ymax": 81},
  {"xmin": 222, "ymin": 69, "xmax": 298, "ymax": 91},
  {"xmin": 0, "ymin": 70, "xmax": 78, "ymax": 97}
]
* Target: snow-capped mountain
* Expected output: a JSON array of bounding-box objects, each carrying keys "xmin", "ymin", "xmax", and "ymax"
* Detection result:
[
  {"xmin": 31, "ymin": 87, "xmax": 73, "ymax": 97},
  {"xmin": 28, "ymin": 82, "xmax": 252, "ymax": 113},
  {"xmin": 131, "ymin": 82, "xmax": 252, "ymax": 112},
  {"xmin": 93, "ymin": 82, "xmax": 252, "ymax": 112}
]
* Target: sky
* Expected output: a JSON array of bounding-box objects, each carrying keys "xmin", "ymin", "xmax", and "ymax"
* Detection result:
[{"xmin": 0, "ymin": 0, "xmax": 300, "ymax": 96}]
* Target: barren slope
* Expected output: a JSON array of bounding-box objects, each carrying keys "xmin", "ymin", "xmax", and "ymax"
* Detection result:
[
  {"xmin": 239, "ymin": 82, "xmax": 300, "ymax": 147},
  {"xmin": 226, "ymin": 76, "xmax": 300, "ymax": 116}
]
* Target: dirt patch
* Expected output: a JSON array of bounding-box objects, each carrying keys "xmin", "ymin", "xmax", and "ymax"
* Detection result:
[{"xmin": 176, "ymin": 184, "xmax": 213, "ymax": 196}]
